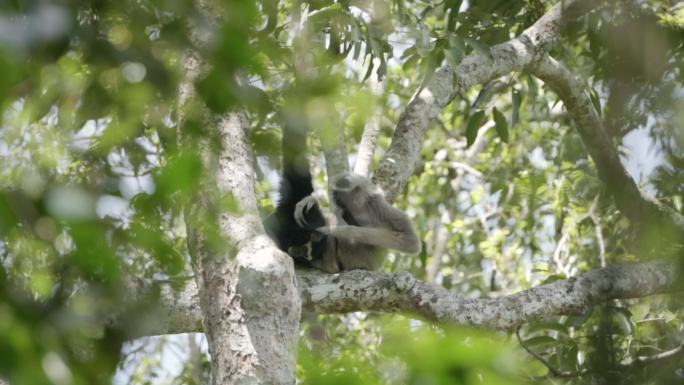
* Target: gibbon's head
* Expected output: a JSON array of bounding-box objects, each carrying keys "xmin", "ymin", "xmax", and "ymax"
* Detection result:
[{"xmin": 331, "ymin": 173, "xmax": 382, "ymax": 211}]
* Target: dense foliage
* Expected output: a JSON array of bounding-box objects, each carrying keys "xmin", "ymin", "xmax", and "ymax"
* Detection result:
[{"xmin": 0, "ymin": 0, "xmax": 682, "ymax": 384}]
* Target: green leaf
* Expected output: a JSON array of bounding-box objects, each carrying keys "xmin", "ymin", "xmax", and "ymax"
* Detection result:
[
  {"xmin": 250, "ymin": 128, "xmax": 280, "ymax": 159},
  {"xmin": 419, "ymin": 242, "xmax": 427, "ymax": 268},
  {"xmin": 155, "ymin": 151, "xmax": 203, "ymax": 205},
  {"xmin": 445, "ymin": 0, "xmax": 463, "ymax": 31},
  {"xmin": 465, "ymin": 110, "xmax": 486, "ymax": 148},
  {"xmin": 418, "ymin": 54, "xmax": 439, "ymax": 90},
  {"xmin": 376, "ymin": 59, "xmax": 387, "ymax": 80},
  {"xmin": 526, "ymin": 75, "xmax": 538, "ymax": 96},
  {"xmin": 565, "ymin": 306, "xmax": 595, "ymax": 327},
  {"xmin": 444, "ymin": 47, "xmax": 463, "ymax": 68},
  {"xmin": 492, "ymin": 107, "xmax": 509, "ymax": 143},
  {"xmin": 522, "ymin": 336, "xmax": 557, "ymax": 348},
  {"xmin": 465, "ymin": 37, "xmax": 492, "ymax": 59},
  {"xmin": 511, "ymin": 88, "xmax": 522, "ymax": 125},
  {"xmin": 402, "ymin": 53, "xmax": 419, "ymax": 71},
  {"xmin": 400, "ymin": 46, "xmax": 417, "ymax": 60},
  {"xmin": 130, "ymin": 223, "xmax": 184, "ymax": 275},
  {"xmin": 195, "ymin": 69, "xmax": 237, "ymax": 113},
  {"xmin": 241, "ymin": 85, "xmax": 272, "ymax": 117},
  {"xmin": 613, "ymin": 307, "xmax": 634, "ymax": 335},
  {"xmin": 347, "ymin": 40, "xmax": 358, "ymax": 61},
  {"xmin": 449, "ymin": 35, "xmax": 466, "ymax": 52},
  {"xmin": 307, "ymin": 3, "xmax": 343, "ymax": 28},
  {"xmin": 416, "ymin": 26, "xmax": 432, "ymax": 57},
  {"xmin": 363, "ymin": 56, "xmax": 375, "ymax": 81},
  {"xmin": 557, "ymin": 344, "xmax": 579, "ymax": 372},
  {"xmin": 540, "ymin": 273, "xmax": 566, "ymax": 284},
  {"xmin": 589, "ymin": 88, "xmax": 602, "ymax": 117},
  {"xmin": 0, "ymin": 49, "xmax": 22, "ymax": 103},
  {"xmin": 527, "ymin": 322, "xmax": 569, "ymax": 336}
]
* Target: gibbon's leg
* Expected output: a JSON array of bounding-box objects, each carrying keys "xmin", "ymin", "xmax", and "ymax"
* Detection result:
[{"xmin": 316, "ymin": 225, "xmax": 421, "ymax": 255}]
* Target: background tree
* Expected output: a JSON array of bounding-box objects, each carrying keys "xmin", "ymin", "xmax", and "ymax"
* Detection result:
[{"xmin": 0, "ymin": 0, "xmax": 683, "ymax": 384}]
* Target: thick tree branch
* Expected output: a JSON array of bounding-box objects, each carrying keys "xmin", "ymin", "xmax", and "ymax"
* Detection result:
[
  {"xmin": 354, "ymin": 73, "xmax": 384, "ymax": 177},
  {"xmin": 321, "ymin": 128, "xmax": 350, "ymax": 195},
  {"xmin": 527, "ymin": 55, "xmax": 684, "ymax": 235},
  {"xmin": 127, "ymin": 262, "xmax": 676, "ymax": 335},
  {"xmin": 374, "ymin": 0, "xmax": 598, "ymax": 202}
]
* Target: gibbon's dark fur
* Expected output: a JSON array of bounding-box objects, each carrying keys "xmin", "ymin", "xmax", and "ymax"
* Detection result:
[
  {"xmin": 263, "ymin": 124, "xmax": 327, "ymax": 265},
  {"xmin": 264, "ymin": 125, "xmax": 420, "ymax": 273}
]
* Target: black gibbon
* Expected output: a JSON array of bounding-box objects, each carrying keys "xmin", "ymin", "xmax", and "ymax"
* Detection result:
[{"xmin": 263, "ymin": 124, "xmax": 420, "ymax": 273}]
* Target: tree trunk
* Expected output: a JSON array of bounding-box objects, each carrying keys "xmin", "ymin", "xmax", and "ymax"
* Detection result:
[{"xmin": 178, "ymin": 51, "xmax": 301, "ymax": 384}]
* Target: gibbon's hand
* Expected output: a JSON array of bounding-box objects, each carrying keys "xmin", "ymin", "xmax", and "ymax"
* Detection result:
[
  {"xmin": 294, "ymin": 195, "xmax": 319, "ymax": 228},
  {"xmin": 314, "ymin": 226, "xmax": 332, "ymax": 235}
]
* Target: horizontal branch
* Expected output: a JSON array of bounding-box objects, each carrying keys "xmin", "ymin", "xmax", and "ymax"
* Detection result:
[{"xmin": 122, "ymin": 262, "xmax": 677, "ymax": 336}]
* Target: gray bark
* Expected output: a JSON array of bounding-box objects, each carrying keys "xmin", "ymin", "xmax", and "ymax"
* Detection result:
[
  {"xmin": 354, "ymin": 74, "xmax": 384, "ymax": 177},
  {"xmin": 126, "ymin": 262, "xmax": 676, "ymax": 335},
  {"xmin": 184, "ymin": 114, "xmax": 300, "ymax": 385},
  {"xmin": 178, "ymin": 43, "xmax": 300, "ymax": 385},
  {"xmin": 373, "ymin": 0, "xmax": 596, "ymax": 202}
]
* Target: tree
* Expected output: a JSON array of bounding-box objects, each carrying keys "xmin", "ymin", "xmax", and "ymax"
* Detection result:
[{"xmin": 0, "ymin": 0, "xmax": 683, "ymax": 384}]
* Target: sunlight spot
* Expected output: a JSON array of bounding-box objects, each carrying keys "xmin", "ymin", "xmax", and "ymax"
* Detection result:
[{"xmin": 121, "ymin": 62, "xmax": 146, "ymax": 83}]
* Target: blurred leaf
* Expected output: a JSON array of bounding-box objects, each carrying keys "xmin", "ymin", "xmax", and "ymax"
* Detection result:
[
  {"xmin": 445, "ymin": 0, "xmax": 463, "ymax": 31},
  {"xmin": 67, "ymin": 222, "xmax": 120, "ymax": 284},
  {"xmin": 0, "ymin": 49, "xmax": 23, "ymax": 103},
  {"xmin": 250, "ymin": 128, "xmax": 281, "ymax": 159},
  {"xmin": 540, "ymin": 274, "xmax": 566, "ymax": 284},
  {"xmin": 465, "ymin": 110, "xmax": 485, "ymax": 148},
  {"xmin": 307, "ymin": 3, "xmax": 343, "ymax": 28},
  {"xmin": 444, "ymin": 47, "xmax": 463, "ymax": 68},
  {"xmin": 527, "ymin": 322, "xmax": 569, "ymax": 336},
  {"xmin": 195, "ymin": 69, "xmax": 238, "ymax": 114},
  {"xmin": 565, "ymin": 307, "xmax": 595, "ymax": 327},
  {"xmin": 522, "ymin": 335, "xmax": 557, "ymax": 348},
  {"xmin": 465, "ymin": 38, "xmax": 492, "ymax": 59},
  {"xmin": 589, "ymin": 87, "xmax": 602, "ymax": 117},
  {"xmin": 613, "ymin": 307, "xmax": 634, "ymax": 336},
  {"xmin": 492, "ymin": 106, "xmax": 508, "ymax": 143},
  {"xmin": 557, "ymin": 344, "xmax": 578, "ymax": 372},
  {"xmin": 155, "ymin": 151, "xmax": 203, "ymax": 205},
  {"xmin": 129, "ymin": 224, "xmax": 184, "ymax": 275},
  {"xmin": 415, "ymin": 26, "xmax": 432, "ymax": 57},
  {"xmin": 511, "ymin": 88, "xmax": 522, "ymax": 125}
]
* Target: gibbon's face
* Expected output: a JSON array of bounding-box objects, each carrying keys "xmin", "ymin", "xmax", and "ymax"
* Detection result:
[{"xmin": 331, "ymin": 174, "xmax": 378, "ymax": 211}]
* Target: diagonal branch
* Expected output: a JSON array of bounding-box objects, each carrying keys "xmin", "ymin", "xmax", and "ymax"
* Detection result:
[
  {"xmin": 373, "ymin": 0, "xmax": 599, "ymax": 202},
  {"xmin": 527, "ymin": 55, "xmax": 684, "ymax": 236},
  {"xmin": 354, "ymin": 73, "xmax": 384, "ymax": 177}
]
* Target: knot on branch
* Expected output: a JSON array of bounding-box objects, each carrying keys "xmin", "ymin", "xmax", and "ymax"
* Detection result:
[{"xmin": 393, "ymin": 271, "xmax": 417, "ymax": 293}]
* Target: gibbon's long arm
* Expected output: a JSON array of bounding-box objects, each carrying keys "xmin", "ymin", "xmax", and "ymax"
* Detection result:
[
  {"xmin": 316, "ymin": 225, "xmax": 421, "ymax": 255},
  {"xmin": 263, "ymin": 124, "xmax": 326, "ymax": 258}
]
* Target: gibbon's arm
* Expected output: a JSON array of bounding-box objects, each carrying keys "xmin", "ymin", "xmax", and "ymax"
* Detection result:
[{"xmin": 316, "ymin": 225, "xmax": 421, "ymax": 255}]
